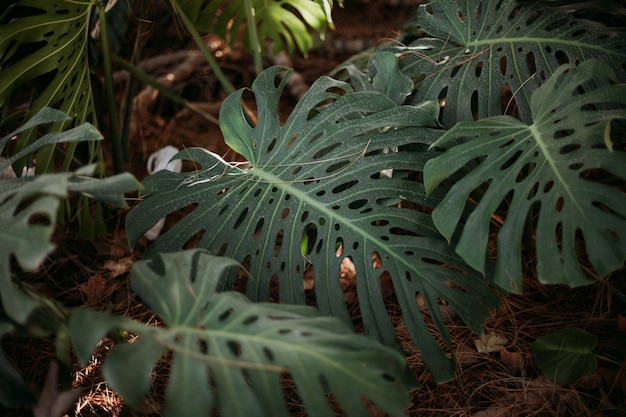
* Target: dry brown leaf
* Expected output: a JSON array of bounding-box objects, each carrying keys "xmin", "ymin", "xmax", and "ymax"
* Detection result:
[
  {"xmin": 103, "ymin": 257, "xmax": 132, "ymax": 278},
  {"xmin": 79, "ymin": 274, "xmax": 108, "ymax": 302},
  {"xmin": 474, "ymin": 332, "xmax": 508, "ymax": 354},
  {"xmin": 499, "ymin": 348, "xmax": 523, "ymax": 375}
]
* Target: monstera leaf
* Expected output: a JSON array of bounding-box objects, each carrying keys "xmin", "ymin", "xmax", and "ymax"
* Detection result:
[
  {"xmin": 391, "ymin": 0, "xmax": 626, "ymax": 127},
  {"xmin": 127, "ymin": 66, "xmax": 500, "ymax": 382},
  {"xmin": 180, "ymin": 0, "xmax": 334, "ymax": 55},
  {"xmin": 531, "ymin": 327, "xmax": 598, "ymax": 384},
  {"xmin": 70, "ymin": 250, "xmax": 410, "ymax": 417},
  {"xmin": 0, "ymin": 0, "xmax": 97, "ymax": 173},
  {"xmin": 424, "ymin": 59, "xmax": 626, "ymax": 292}
]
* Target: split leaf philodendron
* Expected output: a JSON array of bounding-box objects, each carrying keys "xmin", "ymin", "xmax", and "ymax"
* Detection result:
[
  {"xmin": 388, "ymin": 0, "xmax": 626, "ymax": 127},
  {"xmin": 70, "ymin": 250, "xmax": 410, "ymax": 417},
  {"xmin": 424, "ymin": 59, "xmax": 626, "ymax": 292},
  {"xmin": 127, "ymin": 65, "xmax": 501, "ymax": 383}
]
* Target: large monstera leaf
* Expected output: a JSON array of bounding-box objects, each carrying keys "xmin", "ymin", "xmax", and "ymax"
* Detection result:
[
  {"xmin": 71, "ymin": 250, "xmax": 410, "ymax": 417},
  {"xmin": 424, "ymin": 59, "xmax": 626, "ymax": 293},
  {"xmin": 181, "ymin": 0, "xmax": 334, "ymax": 56},
  {"xmin": 0, "ymin": 0, "xmax": 97, "ymax": 173},
  {"xmin": 127, "ymin": 66, "xmax": 500, "ymax": 382},
  {"xmin": 392, "ymin": 0, "xmax": 626, "ymax": 127}
]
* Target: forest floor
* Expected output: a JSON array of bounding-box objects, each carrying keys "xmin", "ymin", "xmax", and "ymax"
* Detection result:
[{"xmin": 3, "ymin": 1, "xmax": 626, "ymax": 416}]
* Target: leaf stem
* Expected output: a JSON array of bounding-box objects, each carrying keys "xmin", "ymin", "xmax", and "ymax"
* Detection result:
[
  {"xmin": 97, "ymin": 2, "xmax": 124, "ymax": 174},
  {"xmin": 242, "ymin": 0, "xmax": 264, "ymax": 75},
  {"xmin": 171, "ymin": 1, "xmax": 235, "ymax": 95}
]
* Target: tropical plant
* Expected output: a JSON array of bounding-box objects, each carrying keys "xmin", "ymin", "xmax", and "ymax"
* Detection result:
[
  {"xmin": 127, "ymin": 0, "xmax": 626, "ymax": 393},
  {"xmin": 424, "ymin": 58, "xmax": 626, "ymax": 292},
  {"xmin": 180, "ymin": 0, "xmax": 337, "ymax": 74},
  {"xmin": 388, "ymin": 0, "xmax": 626, "ymax": 127},
  {"xmin": 0, "ymin": 107, "xmax": 140, "ymax": 407},
  {"xmin": 530, "ymin": 327, "xmax": 599, "ymax": 384},
  {"xmin": 126, "ymin": 63, "xmax": 501, "ymax": 384},
  {"xmin": 71, "ymin": 249, "xmax": 409, "ymax": 417},
  {"xmin": 0, "ymin": 0, "xmax": 101, "ymax": 174}
]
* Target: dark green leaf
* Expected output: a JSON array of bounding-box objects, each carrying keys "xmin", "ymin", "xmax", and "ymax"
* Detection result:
[
  {"xmin": 424, "ymin": 59, "xmax": 626, "ymax": 291},
  {"xmin": 0, "ymin": 0, "xmax": 98, "ymax": 172},
  {"xmin": 127, "ymin": 66, "xmax": 500, "ymax": 382},
  {"xmin": 531, "ymin": 327, "xmax": 598, "ymax": 384},
  {"xmin": 72, "ymin": 250, "xmax": 410, "ymax": 416},
  {"xmin": 391, "ymin": 0, "xmax": 626, "ymax": 127}
]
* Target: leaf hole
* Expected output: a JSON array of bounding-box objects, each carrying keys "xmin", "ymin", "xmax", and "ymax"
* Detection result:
[
  {"xmin": 243, "ymin": 315, "xmax": 259, "ymax": 325},
  {"xmin": 516, "ymin": 162, "xmax": 536, "ymax": 183},
  {"xmin": 227, "ymin": 341, "xmax": 242, "ymax": 357},
  {"xmin": 266, "ymin": 137, "xmax": 277, "ymax": 154},
  {"xmin": 500, "ymin": 150, "xmax": 523, "ymax": 171},
  {"xmin": 457, "ymin": 10, "xmax": 464, "ymax": 22},
  {"xmin": 286, "ymin": 133, "xmax": 299, "ymax": 148},
  {"xmin": 263, "ymin": 347, "xmax": 274, "ymax": 362},
  {"xmin": 371, "ymin": 219, "xmax": 390, "ymax": 226},
  {"xmin": 198, "ymin": 339, "xmax": 208, "ymax": 354},
  {"xmin": 527, "ymin": 182, "xmax": 539, "ymax": 200},
  {"xmin": 278, "ymin": 329, "xmax": 292, "ymax": 335},
  {"xmin": 233, "ymin": 208, "xmax": 249, "ymax": 229},
  {"xmin": 569, "ymin": 162, "xmax": 584, "ymax": 171},
  {"xmin": 559, "ymin": 143, "xmax": 581, "ymax": 155},
  {"xmin": 554, "ymin": 50, "xmax": 569, "ymax": 65},
  {"xmin": 216, "ymin": 243, "xmax": 229, "ymax": 256},
  {"xmin": 507, "ymin": 6, "xmax": 521, "ymax": 21},
  {"xmin": 471, "ymin": 90, "xmax": 479, "ymax": 121},
  {"xmin": 556, "ymin": 197, "xmax": 565, "ymax": 213},
  {"xmin": 274, "ymin": 229, "xmax": 284, "ymax": 256},
  {"xmin": 372, "ymin": 251, "xmax": 382, "ymax": 269},
  {"xmin": 219, "ymin": 308, "xmax": 234, "ymax": 322},
  {"xmin": 405, "ymin": 271, "xmax": 412, "ymax": 282},
  {"xmin": 280, "ymin": 208, "xmax": 290, "ymax": 219},
  {"xmin": 332, "ymin": 179, "xmax": 358, "ymax": 194},
  {"xmin": 553, "ymin": 129, "xmax": 575, "ymax": 139},
  {"xmin": 526, "ymin": 51, "xmax": 536, "ymax": 75},
  {"xmin": 348, "ymin": 199, "xmax": 368, "ymax": 210},
  {"xmin": 475, "ymin": 61, "xmax": 483, "ymax": 78},
  {"xmin": 301, "ymin": 223, "xmax": 317, "ymax": 256},
  {"xmin": 326, "ymin": 160, "xmax": 350, "ymax": 174},
  {"xmin": 543, "ymin": 181, "xmax": 554, "ymax": 193},
  {"xmin": 313, "ymin": 143, "xmax": 342, "ymax": 159},
  {"xmin": 450, "ymin": 65, "xmax": 462, "ymax": 79}
]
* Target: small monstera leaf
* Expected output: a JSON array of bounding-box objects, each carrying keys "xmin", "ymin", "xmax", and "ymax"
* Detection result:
[
  {"xmin": 343, "ymin": 51, "xmax": 415, "ymax": 105},
  {"xmin": 0, "ymin": 0, "xmax": 97, "ymax": 173},
  {"xmin": 0, "ymin": 108, "xmax": 139, "ymax": 327},
  {"xmin": 531, "ymin": 327, "xmax": 598, "ymax": 384},
  {"xmin": 70, "ymin": 250, "xmax": 410, "ymax": 417},
  {"xmin": 424, "ymin": 59, "xmax": 626, "ymax": 292},
  {"xmin": 127, "ymin": 66, "xmax": 500, "ymax": 382},
  {"xmin": 392, "ymin": 0, "xmax": 626, "ymax": 127},
  {"xmin": 181, "ymin": 0, "xmax": 334, "ymax": 56}
]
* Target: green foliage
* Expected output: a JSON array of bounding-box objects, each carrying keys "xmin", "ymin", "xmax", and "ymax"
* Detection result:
[
  {"xmin": 0, "ymin": 0, "xmax": 99, "ymax": 173},
  {"xmin": 127, "ymin": 65, "xmax": 500, "ymax": 383},
  {"xmin": 424, "ymin": 59, "xmax": 626, "ymax": 292},
  {"xmin": 0, "ymin": 108, "xmax": 140, "ymax": 407},
  {"xmin": 390, "ymin": 0, "xmax": 626, "ymax": 127},
  {"xmin": 70, "ymin": 250, "xmax": 410, "ymax": 417},
  {"xmin": 530, "ymin": 327, "xmax": 598, "ymax": 384},
  {"xmin": 180, "ymin": 0, "xmax": 335, "ymax": 56}
]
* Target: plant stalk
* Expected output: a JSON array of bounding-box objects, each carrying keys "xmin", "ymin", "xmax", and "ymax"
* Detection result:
[
  {"xmin": 172, "ymin": 1, "xmax": 235, "ymax": 95},
  {"xmin": 97, "ymin": 2, "xmax": 124, "ymax": 174},
  {"xmin": 242, "ymin": 0, "xmax": 264, "ymax": 75}
]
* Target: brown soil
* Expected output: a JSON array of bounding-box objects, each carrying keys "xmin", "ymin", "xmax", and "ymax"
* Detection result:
[{"xmin": 2, "ymin": 1, "xmax": 626, "ymax": 416}]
